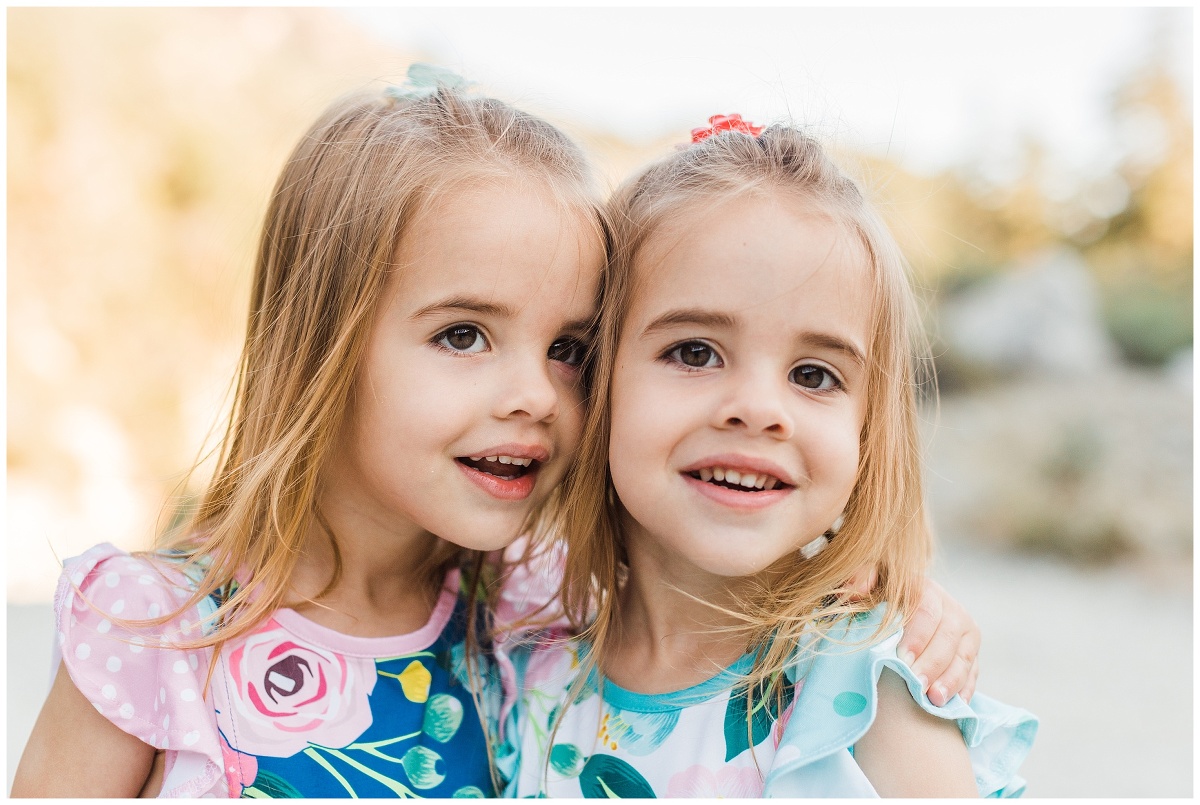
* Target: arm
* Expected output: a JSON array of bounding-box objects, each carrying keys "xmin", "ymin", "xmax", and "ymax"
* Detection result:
[
  {"xmin": 11, "ymin": 663, "xmax": 157, "ymax": 797},
  {"xmin": 852, "ymin": 668, "xmax": 978, "ymax": 797}
]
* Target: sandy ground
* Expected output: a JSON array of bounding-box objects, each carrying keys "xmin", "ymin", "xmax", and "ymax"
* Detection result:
[{"xmin": 6, "ymin": 541, "xmax": 1192, "ymax": 796}]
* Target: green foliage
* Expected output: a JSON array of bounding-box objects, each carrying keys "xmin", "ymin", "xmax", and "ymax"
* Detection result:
[{"xmin": 1102, "ymin": 282, "xmax": 1193, "ymax": 365}]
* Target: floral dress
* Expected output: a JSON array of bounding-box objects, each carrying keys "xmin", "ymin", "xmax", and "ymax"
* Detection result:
[
  {"xmin": 499, "ymin": 607, "xmax": 1038, "ymax": 798},
  {"xmin": 52, "ymin": 543, "xmax": 498, "ymax": 798}
]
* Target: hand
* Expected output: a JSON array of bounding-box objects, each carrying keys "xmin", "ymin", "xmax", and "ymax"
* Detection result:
[{"xmin": 899, "ymin": 578, "xmax": 981, "ymax": 707}]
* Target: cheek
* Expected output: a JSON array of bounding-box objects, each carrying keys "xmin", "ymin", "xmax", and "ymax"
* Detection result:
[{"xmin": 820, "ymin": 416, "xmax": 863, "ymax": 496}]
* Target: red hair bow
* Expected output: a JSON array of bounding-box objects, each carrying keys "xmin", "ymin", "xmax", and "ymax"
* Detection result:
[{"xmin": 690, "ymin": 113, "xmax": 764, "ymax": 143}]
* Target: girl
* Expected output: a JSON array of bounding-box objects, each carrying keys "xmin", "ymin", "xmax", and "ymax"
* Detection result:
[
  {"xmin": 502, "ymin": 116, "xmax": 1037, "ymax": 798},
  {"xmin": 12, "ymin": 67, "xmax": 607, "ymax": 798},
  {"xmin": 13, "ymin": 69, "xmax": 981, "ymax": 797}
]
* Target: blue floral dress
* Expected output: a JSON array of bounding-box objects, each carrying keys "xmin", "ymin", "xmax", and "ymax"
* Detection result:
[
  {"xmin": 53, "ymin": 543, "xmax": 499, "ymax": 797},
  {"xmin": 499, "ymin": 606, "xmax": 1037, "ymax": 798}
]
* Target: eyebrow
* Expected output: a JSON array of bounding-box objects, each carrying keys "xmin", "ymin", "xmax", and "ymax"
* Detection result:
[
  {"xmin": 411, "ymin": 297, "xmax": 514, "ymax": 320},
  {"xmin": 642, "ymin": 307, "xmax": 867, "ymax": 366},
  {"xmin": 642, "ymin": 308, "xmax": 737, "ymax": 336},
  {"xmin": 411, "ymin": 295, "xmax": 595, "ymax": 333},
  {"xmin": 802, "ymin": 332, "xmax": 867, "ymax": 367}
]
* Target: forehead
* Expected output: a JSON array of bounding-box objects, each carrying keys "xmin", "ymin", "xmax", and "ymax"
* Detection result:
[
  {"xmin": 629, "ymin": 192, "xmax": 873, "ymax": 324},
  {"xmin": 394, "ymin": 176, "xmax": 603, "ymax": 304}
]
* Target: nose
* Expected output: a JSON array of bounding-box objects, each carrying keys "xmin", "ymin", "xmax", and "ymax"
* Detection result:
[
  {"xmin": 493, "ymin": 350, "xmax": 560, "ymax": 423},
  {"xmin": 713, "ymin": 363, "xmax": 794, "ymax": 439}
]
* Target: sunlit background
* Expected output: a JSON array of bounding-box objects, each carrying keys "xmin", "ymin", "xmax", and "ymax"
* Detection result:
[{"xmin": 7, "ymin": 7, "xmax": 1192, "ymax": 796}]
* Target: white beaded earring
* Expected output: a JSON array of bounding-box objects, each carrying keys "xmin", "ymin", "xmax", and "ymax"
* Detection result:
[{"xmin": 799, "ymin": 513, "xmax": 845, "ymax": 560}]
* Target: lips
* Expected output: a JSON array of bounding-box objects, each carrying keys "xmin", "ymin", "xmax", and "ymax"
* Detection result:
[
  {"xmin": 455, "ymin": 446, "xmax": 549, "ymax": 502},
  {"xmin": 678, "ymin": 455, "xmax": 795, "ymax": 509}
]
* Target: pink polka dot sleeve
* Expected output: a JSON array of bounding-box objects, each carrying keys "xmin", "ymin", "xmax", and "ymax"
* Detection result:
[{"xmin": 52, "ymin": 543, "xmax": 229, "ymax": 797}]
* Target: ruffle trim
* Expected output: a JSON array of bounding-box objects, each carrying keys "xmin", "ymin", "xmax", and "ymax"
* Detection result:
[
  {"xmin": 53, "ymin": 543, "xmax": 228, "ymax": 798},
  {"xmin": 764, "ymin": 606, "xmax": 1038, "ymax": 798}
]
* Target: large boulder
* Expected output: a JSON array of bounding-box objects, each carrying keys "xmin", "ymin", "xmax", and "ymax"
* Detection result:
[{"xmin": 938, "ymin": 248, "xmax": 1120, "ymax": 379}]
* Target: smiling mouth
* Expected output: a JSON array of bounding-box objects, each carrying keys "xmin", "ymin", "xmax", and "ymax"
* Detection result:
[
  {"xmin": 457, "ymin": 455, "xmax": 538, "ymax": 480},
  {"xmin": 686, "ymin": 467, "xmax": 789, "ymax": 492}
]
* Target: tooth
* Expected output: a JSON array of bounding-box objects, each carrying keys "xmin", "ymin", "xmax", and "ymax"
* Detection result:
[
  {"xmin": 498, "ymin": 456, "xmax": 512, "ymax": 464},
  {"xmin": 515, "ymin": 458, "xmax": 531, "ymax": 467},
  {"xmin": 486, "ymin": 456, "xmax": 498, "ymax": 462},
  {"xmin": 753, "ymin": 476, "xmax": 766, "ymax": 490},
  {"xmin": 713, "ymin": 468, "xmax": 725, "ymax": 482},
  {"xmin": 739, "ymin": 474, "xmax": 757, "ymax": 488},
  {"xmin": 469, "ymin": 456, "xmax": 482, "ymax": 461},
  {"xmin": 699, "ymin": 468, "xmax": 713, "ymax": 482},
  {"xmin": 726, "ymin": 469, "xmax": 741, "ymax": 485},
  {"xmin": 765, "ymin": 478, "xmax": 778, "ymax": 491}
]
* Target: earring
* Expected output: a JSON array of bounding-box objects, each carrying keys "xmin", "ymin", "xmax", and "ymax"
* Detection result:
[{"xmin": 799, "ymin": 513, "xmax": 845, "ymax": 560}]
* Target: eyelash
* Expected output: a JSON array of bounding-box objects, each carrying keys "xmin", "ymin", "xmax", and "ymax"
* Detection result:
[
  {"xmin": 431, "ymin": 324, "xmax": 589, "ymax": 366},
  {"xmin": 660, "ymin": 339, "xmax": 846, "ymax": 392},
  {"xmin": 433, "ymin": 324, "xmax": 488, "ymax": 355},
  {"xmin": 660, "ymin": 340, "xmax": 722, "ymax": 371}
]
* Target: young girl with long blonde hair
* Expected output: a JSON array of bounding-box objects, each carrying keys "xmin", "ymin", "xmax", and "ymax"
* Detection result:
[
  {"xmin": 12, "ymin": 67, "xmax": 607, "ymax": 798},
  {"xmin": 502, "ymin": 116, "xmax": 1037, "ymax": 798}
]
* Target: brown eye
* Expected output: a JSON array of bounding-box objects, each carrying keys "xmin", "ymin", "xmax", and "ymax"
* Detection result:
[
  {"xmin": 668, "ymin": 341, "xmax": 721, "ymax": 369},
  {"xmin": 789, "ymin": 364, "xmax": 838, "ymax": 390},
  {"xmin": 548, "ymin": 337, "xmax": 587, "ymax": 366},
  {"xmin": 436, "ymin": 325, "xmax": 487, "ymax": 354}
]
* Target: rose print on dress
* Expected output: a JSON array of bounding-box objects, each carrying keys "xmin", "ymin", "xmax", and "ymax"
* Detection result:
[{"xmin": 213, "ymin": 617, "xmax": 376, "ymax": 757}]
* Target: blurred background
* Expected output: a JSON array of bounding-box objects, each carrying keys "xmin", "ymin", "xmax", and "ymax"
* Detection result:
[{"xmin": 6, "ymin": 7, "xmax": 1192, "ymax": 796}]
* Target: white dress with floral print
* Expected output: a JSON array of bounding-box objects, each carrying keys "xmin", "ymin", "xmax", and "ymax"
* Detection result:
[{"xmin": 499, "ymin": 608, "xmax": 1038, "ymax": 798}]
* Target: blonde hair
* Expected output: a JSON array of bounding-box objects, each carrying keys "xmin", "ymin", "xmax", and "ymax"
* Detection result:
[
  {"xmin": 555, "ymin": 124, "xmax": 934, "ymax": 706},
  {"xmin": 148, "ymin": 81, "xmax": 603, "ymax": 657}
]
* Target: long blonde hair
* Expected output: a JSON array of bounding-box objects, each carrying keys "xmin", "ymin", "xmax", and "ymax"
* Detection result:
[
  {"xmin": 152, "ymin": 80, "xmax": 603, "ymax": 655},
  {"xmin": 555, "ymin": 123, "xmax": 934, "ymax": 699}
]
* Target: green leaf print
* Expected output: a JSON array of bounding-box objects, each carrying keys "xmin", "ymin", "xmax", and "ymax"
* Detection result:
[
  {"xmin": 722, "ymin": 675, "xmax": 795, "ymax": 761},
  {"xmin": 423, "ymin": 693, "xmax": 464, "ymax": 743},
  {"xmin": 401, "ymin": 744, "xmax": 447, "ymax": 790},
  {"xmin": 578, "ymin": 754, "xmax": 656, "ymax": 799},
  {"xmin": 549, "ymin": 743, "xmax": 585, "ymax": 778},
  {"xmin": 242, "ymin": 768, "xmax": 303, "ymax": 798}
]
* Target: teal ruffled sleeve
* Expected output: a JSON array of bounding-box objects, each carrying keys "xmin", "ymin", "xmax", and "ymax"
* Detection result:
[{"xmin": 764, "ymin": 606, "xmax": 1038, "ymax": 798}]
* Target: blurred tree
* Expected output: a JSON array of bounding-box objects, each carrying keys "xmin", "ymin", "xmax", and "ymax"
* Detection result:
[
  {"xmin": 7, "ymin": 9, "xmax": 416, "ymax": 592},
  {"xmin": 1082, "ymin": 31, "xmax": 1193, "ymax": 364}
]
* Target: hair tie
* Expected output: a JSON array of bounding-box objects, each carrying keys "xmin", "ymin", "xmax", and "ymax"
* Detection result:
[
  {"xmin": 385, "ymin": 63, "xmax": 470, "ymax": 102},
  {"xmin": 690, "ymin": 113, "xmax": 764, "ymax": 143}
]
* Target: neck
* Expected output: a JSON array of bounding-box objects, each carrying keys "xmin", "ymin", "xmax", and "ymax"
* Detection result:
[
  {"xmin": 601, "ymin": 518, "xmax": 756, "ymax": 694},
  {"xmin": 286, "ymin": 485, "xmax": 453, "ymax": 638}
]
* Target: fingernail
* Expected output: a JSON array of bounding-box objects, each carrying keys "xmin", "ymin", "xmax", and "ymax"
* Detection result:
[
  {"xmin": 933, "ymin": 684, "xmax": 948, "ymax": 706},
  {"xmin": 916, "ymin": 674, "xmax": 928, "ymax": 690},
  {"xmin": 900, "ymin": 650, "xmax": 916, "ymax": 666}
]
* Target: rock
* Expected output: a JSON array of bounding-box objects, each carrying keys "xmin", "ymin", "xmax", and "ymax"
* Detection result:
[
  {"xmin": 938, "ymin": 248, "xmax": 1120, "ymax": 378},
  {"xmin": 923, "ymin": 368, "xmax": 1192, "ymax": 562},
  {"xmin": 1164, "ymin": 348, "xmax": 1192, "ymax": 391}
]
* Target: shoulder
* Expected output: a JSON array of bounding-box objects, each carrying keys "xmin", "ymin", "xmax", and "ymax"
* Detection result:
[
  {"xmin": 766, "ymin": 604, "xmax": 1037, "ymax": 798},
  {"xmin": 55, "ymin": 543, "xmax": 207, "ymax": 655},
  {"xmin": 52, "ymin": 543, "xmax": 228, "ymax": 796}
]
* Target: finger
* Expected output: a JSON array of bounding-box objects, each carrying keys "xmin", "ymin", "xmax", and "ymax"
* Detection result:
[
  {"xmin": 842, "ymin": 563, "xmax": 879, "ymax": 600},
  {"xmin": 928, "ymin": 652, "xmax": 974, "ymax": 706},
  {"xmin": 898, "ymin": 579, "xmax": 944, "ymax": 666},
  {"xmin": 961, "ymin": 659, "xmax": 981, "ymax": 704},
  {"xmin": 907, "ymin": 604, "xmax": 972, "ymax": 691}
]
